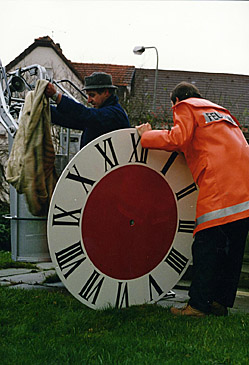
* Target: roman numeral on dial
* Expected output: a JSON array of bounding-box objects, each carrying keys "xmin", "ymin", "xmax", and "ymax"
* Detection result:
[
  {"xmin": 148, "ymin": 274, "xmax": 163, "ymax": 301},
  {"xmin": 95, "ymin": 137, "xmax": 119, "ymax": 171},
  {"xmin": 165, "ymin": 247, "xmax": 188, "ymax": 274},
  {"xmin": 78, "ymin": 270, "xmax": 105, "ymax": 305},
  {"xmin": 55, "ymin": 241, "xmax": 86, "ymax": 279},
  {"xmin": 52, "ymin": 205, "xmax": 81, "ymax": 226},
  {"xmin": 66, "ymin": 164, "xmax": 95, "ymax": 194},
  {"xmin": 175, "ymin": 183, "xmax": 197, "ymax": 200},
  {"xmin": 160, "ymin": 152, "xmax": 178, "ymax": 175},
  {"xmin": 115, "ymin": 282, "xmax": 129, "ymax": 308},
  {"xmin": 128, "ymin": 133, "xmax": 148, "ymax": 164},
  {"xmin": 178, "ymin": 220, "xmax": 195, "ymax": 233}
]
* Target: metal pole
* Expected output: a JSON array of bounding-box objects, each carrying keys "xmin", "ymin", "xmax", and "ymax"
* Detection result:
[
  {"xmin": 152, "ymin": 47, "xmax": 159, "ymax": 112},
  {"xmin": 142, "ymin": 46, "xmax": 159, "ymax": 112}
]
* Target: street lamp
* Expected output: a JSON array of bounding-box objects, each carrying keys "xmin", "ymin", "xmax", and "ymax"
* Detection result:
[{"xmin": 133, "ymin": 46, "xmax": 159, "ymax": 112}]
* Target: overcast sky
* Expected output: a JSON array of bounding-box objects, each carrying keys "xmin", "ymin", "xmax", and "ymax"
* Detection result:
[{"xmin": 1, "ymin": 0, "xmax": 249, "ymax": 76}]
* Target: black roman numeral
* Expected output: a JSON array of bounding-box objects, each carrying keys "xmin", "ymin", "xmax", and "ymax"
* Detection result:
[
  {"xmin": 128, "ymin": 133, "xmax": 148, "ymax": 164},
  {"xmin": 55, "ymin": 241, "xmax": 86, "ymax": 279},
  {"xmin": 148, "ymin": 274, "xmax": 163, "ymax": 301},
  {"xmin": 175, "ymin": 182, "xmax": 197, "ymax": 200},
  {"xmin": 178, "ymin": 220, "xmax": 195, "ymax": 233},
  {"xmin": 95, "ymin": 137, "xmax": 119, "ymax": 172},
  {"xmin": 78, "ymin": 270, "xmax": 105, "ymax": 305},
  {"xmin": 160, "ymin": 152, "xmax": 178, "ymax": 175},
  {"xmin": 52, "ymin": 205, "xmax": 81, "ymax": 226},
  {"xmin": 115, "ymin": 282, "xmax": 129, "ymax": 308},
  {"xmin": 66, "ymin": 164, "xmax": 95, "ymax": 194},
  {"xmin": 165, "ymin": 248, "xmax": 188, "ymax": 275}
]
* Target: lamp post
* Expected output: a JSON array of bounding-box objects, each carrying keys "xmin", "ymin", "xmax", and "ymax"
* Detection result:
[{"xmin": 133, "ymin": 46, "xmax": 159, "ymax": 112}]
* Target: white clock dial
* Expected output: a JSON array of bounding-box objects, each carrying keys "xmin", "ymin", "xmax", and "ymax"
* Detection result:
[{"xmin": 47, "ymin": 128, "xmax": 198, "ymax": 309}]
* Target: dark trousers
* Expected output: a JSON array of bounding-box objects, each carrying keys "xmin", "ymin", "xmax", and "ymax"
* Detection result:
[{"xmin": 188, "ymin": 217, "xmax": 249, "ymax": 313}]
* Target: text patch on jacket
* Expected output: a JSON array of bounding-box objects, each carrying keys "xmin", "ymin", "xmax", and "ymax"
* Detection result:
[{"xmin": 203, "ymin": 112, "xmax": 237, "ymax": 126}]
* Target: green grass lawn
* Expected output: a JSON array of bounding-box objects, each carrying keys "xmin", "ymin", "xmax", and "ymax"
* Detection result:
[
  {"xmin": 1, "ymin": 251, "xmax": 249, "ymax": 364},
  {"xmin": 0, "ymin": 286, "xmax": 249, "ymax": 364},
  {"xmin": 0, "ymin": 250, "xmax": 35, "ymax": 269}
]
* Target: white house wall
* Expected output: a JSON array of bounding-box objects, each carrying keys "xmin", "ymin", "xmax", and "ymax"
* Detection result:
[{"xmin": 8, "ymin": 46, "xmax": 83, "ymax": 91}]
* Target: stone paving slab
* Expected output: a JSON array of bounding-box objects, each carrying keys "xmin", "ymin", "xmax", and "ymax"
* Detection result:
[
  {"xmin": 233, "ymin": 290, "xmax": 249, "ymax": 314},
  {"xmin": 8, "ymin": 283, "xmax": 56, "ymax": 290},
  {"xmin": 0, "ymin": 269, "xmax": 56, "ymax": 286},
  {"xmin": 45, "ymin": 282, "xmax": 65, "ymax": 288},
  {"xmin": 36, "ymin": 262, "xmax": 55, "ymax": 270},
  {"xmin": 8, "ymin": 282, "xmax": 65, "ymax": 291},
  {"xmin": 0, "ymin": 268, "xmax": 33, "ymax": 277},
  {"xmin": 157, "ymin": 289, "xmax": 189, "ymax": 309}
]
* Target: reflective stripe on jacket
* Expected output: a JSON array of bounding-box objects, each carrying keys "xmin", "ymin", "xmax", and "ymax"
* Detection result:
[{"xmin": 141, "ymin": 98, "xmax": 249, "ymax": 235}]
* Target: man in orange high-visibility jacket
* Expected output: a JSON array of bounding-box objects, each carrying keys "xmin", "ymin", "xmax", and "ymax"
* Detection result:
[{"xmin": 136, "ymin": 81, "xmax": 249, "ymax": 317}]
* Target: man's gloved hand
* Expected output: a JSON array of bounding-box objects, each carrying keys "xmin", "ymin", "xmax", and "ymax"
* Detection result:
[
  {"xmin": 45, "ymin": 82, "xmax": 57, "ymax": 98},
  {"xmin": 45, "ymin": 82, "xmax": 61, "ymax": 103}
]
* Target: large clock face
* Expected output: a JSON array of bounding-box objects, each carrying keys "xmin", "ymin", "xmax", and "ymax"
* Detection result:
[{"xmin": 47, "ymin": 128, "xmax": 198, "ymax": 310}]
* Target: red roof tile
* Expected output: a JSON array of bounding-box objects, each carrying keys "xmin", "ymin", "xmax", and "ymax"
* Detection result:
[{"xmin": 71, "ymin": 62, "xmax": 135, "ymax": 87}]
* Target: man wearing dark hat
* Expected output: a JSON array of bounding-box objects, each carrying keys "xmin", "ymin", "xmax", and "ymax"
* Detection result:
[{"xmin": 45, "ymin": 72, "xmax": 130, "ymax": 148}]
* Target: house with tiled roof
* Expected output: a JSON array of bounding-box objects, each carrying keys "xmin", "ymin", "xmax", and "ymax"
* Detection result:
[
  {"xmin": 5, "ymin": 36, "xmax": 85, "ymax": 104},
  {"xmin": 6, "ymin": 36, "xmax": 135, "ymax": 102},
  {"xmin": 6, "ymin": 36, "xmax": 83, "ymax": 82}
]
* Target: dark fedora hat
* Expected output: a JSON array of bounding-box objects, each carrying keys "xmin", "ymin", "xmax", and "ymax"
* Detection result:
[{"xmin": 83, "ymin": 72, "xmax": 117, "ymax": 90}]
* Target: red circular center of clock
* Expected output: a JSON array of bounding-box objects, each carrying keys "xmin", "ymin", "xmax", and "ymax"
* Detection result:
[{"xmin": 82, "ymin": 165, "xmax": 177, "ymax": 280}]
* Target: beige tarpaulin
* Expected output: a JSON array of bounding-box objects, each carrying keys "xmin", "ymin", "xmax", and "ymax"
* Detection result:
[{"xmin": 6, "ymin": 79, "xmax": 58, "ymax": 216}]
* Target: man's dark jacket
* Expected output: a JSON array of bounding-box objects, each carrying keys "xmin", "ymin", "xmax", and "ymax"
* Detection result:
[{"xmin": 51, "ymin": 94, "xmax": 130, "ymax": 148}]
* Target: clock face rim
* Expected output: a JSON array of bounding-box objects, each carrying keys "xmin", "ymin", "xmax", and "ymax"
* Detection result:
[{"xmin": 47, "ymin": 128, "xmax": 198, "ymax": 310}]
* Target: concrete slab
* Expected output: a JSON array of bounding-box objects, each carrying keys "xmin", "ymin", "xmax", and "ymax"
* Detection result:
[
  {"xmin": 0, "ymin": 269, "xmax": 56, "ymax": 286},
  {"xmin": 0, "ymin": 280, "xmax": 12, "ymax": 287},
  {"xmin": 0, "ymin": 268, "xmax": 33, "ymax": 277},
  {"xmin": 36, "ymin": 262, "xmax": 55, "ymax": 270},
  {"xmin": 232, "ymin": 290, "xmax": 249, "ymax": 314},
  {"xmin": 8, "ymin": 283, "xmax": 58, "ymax": 291},
  {"xmin": 157, "ymin": 289, "xmax": 189, "ymax": 309},
  {"xmin": 46, "ymin": 282, "xmax": 65, "ymax": 288}
]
